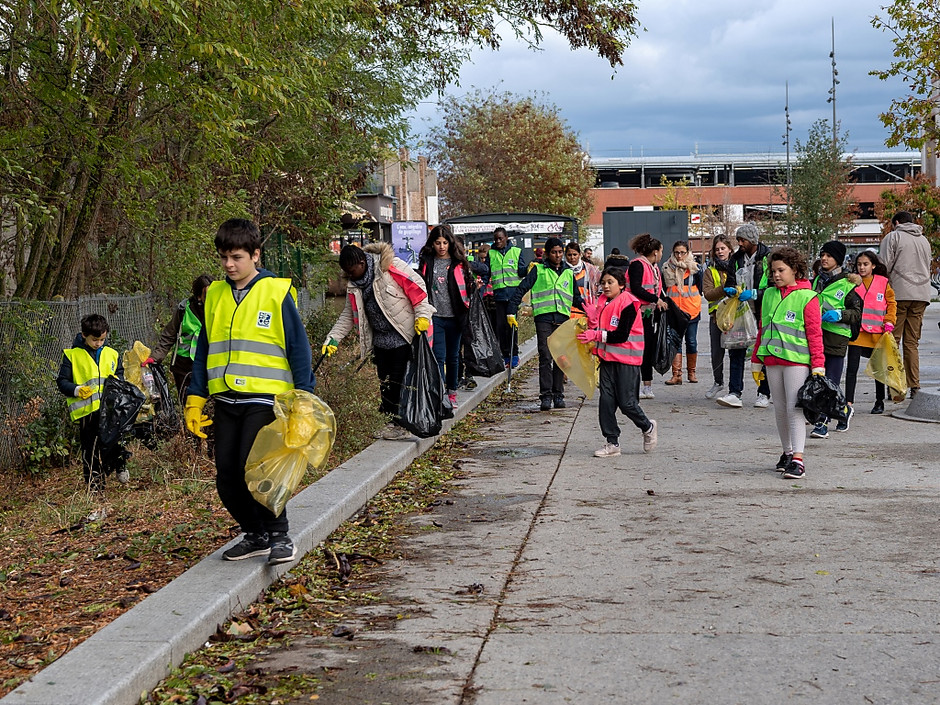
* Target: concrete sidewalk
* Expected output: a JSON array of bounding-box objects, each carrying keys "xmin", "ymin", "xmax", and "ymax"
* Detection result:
[
  {"xmin": 2, "ymin": 340, "xmax": 537, "ymax": 705},
  {"xmin": 250, "ymin": 306, "xmax": 940, "ymax": 704}
]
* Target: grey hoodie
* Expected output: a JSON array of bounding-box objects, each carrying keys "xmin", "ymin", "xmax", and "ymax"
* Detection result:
[{"xmin": 881, "ymin": 222, "xmax": 933, "ymax": 302}]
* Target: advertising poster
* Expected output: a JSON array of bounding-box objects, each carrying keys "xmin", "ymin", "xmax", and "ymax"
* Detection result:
[{"xmin": 391, "ymin": 221, "xmax": 427, "ymax": 266}]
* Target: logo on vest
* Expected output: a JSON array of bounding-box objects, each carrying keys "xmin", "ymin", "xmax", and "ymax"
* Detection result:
[
  {"xmin": 876, "ymin": 293, "xmax": 884, "ymax": 302},
  {"xmin": 234, "ymin": 378, "xmax": 246, "ymax": 386},
  {"xmin": 835, "ymin": 290, "xmax": 845, "ymax": 300},
  {"xmin": 611, "ymin": 315, "xmax": 620, "ymax": 327},
  {"xmin": 257, "ymin": 311, "xmax": 273, "ymax": 329},
  {"xmin": 785, "ymin": 311, "xmax": 797, "ymax": 323}
]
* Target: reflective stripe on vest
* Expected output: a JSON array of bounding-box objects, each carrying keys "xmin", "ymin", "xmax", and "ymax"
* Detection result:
[
  {"xmin": 665, "ymin": 269, "xmax": 702, "ymax": 317},
  {"xmin": 489, "ymin": 247, "xmax": 522, "ymax": 290},
  {"xmin": 757, "ymin": 287, "xmax": 817, "ymax": 364},
  {"xmin": 176, "ymin": 300, "xmax": 202, "ymax": 360},
  {"xmin": 814, "ymin": 276, "xmax": 855, "ymax": 338},
  {"xmin": 855, "ymin": 275, "xmax": 889, "ymax": 334},
  {"xmin": 707, "ymin": 267, "xmax": 723, "ymax": 314},
  {"xmin": 453, "ymin": 263, "xmax": 470, "ymax": 308},
  {"xmin": 530, "ymin": 265, "xmax": 575, "ymax": 317},
  {"xmin": 594, "ymin": 291, "xmax": 644, "ymax": 365},
  {"xmin": 64, "ymin": 346, "xmax": 119, "ymax": 421},
  {"xmin": 204, "ymin": 278, "xmax": 294, "ymax": 395},
  {"xmin": 634, "ymin": 256, "xmax": 662, "ymax": 312}
]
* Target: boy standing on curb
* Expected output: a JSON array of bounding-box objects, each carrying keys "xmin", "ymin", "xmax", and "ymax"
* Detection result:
[
  {"xmin": 57, "ymin": 313, "xmax": 129, "ymax": 492},
  {"xmin": 186, "ymin": 219, "xmax": 314, "ymax": 565}
]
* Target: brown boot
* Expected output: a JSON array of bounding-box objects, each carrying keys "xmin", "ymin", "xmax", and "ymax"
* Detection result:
[
  {"xmin": 664, "ymin": 353, "xmax": 683, "ymax": 385},
  {"xmin": 687, "ymin": 353, "xmax": 698, "ymax": 383}
]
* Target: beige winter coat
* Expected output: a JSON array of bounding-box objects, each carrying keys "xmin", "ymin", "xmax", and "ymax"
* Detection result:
[
  {"xmin": 327, "ymin": 243, "xmax": 436, "ymax": 359},
  {"xmin": 881, "ymin": 222, "xmax": 933, "ymax": 302}
]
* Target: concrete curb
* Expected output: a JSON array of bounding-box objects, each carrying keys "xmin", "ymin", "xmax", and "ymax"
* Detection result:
[{"xmin": 2, "ymin": 339, "xmax": 537, "ymax": 705}]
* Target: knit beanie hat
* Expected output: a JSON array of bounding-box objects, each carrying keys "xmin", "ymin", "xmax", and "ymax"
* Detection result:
[
  {"xmin": 820, "ymin": 240, "xmax": 846, "ymax": 264},
  {"xmin": 735, "ymin": 223, "xmax": 760, "ymax": 244}
]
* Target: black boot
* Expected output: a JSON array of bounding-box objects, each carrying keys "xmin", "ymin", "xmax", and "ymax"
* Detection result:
[{"xmin": 871, "ymin": 400, "xmax": 884, "ymax": 415}]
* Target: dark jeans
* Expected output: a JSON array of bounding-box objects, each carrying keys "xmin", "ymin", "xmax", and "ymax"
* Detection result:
[
  {"xmin": 824, "ymin": 353, "xmax": 845, "ymax": 389},
  {"xmin": 431, "ymin": 316, "xmax": 462, "ymax": 392},
  {"xmin": 682, "ymin": 315, "xmax": 700, "ymax": 354},
  {"xmin": 598, "ymin": 361, "xmax": 650, "ymax": 444},
  {"xmin": 535, "ymin": 315, "xmax": 566, "ymax": 401},
  {"xmin": 374, "ymin": 343, "xmax": 412, "ymax": 420},
  {"xmin": 492, "ymin": 299, "xmax": 519, "ymax": 359},
  {"xmin": 213, "ymin": 401, "xmax": 287, "ymax": 534},
  {"xmin": 709, "ymin": 316, "xmax": 725, "ymax": 385},
  {"xmin": 845, "ymin": 345, "xmax": 884, "ymax": 404},
  {"xmin": 640, "ymin": 313, "xmax": 656, "ymax": 382},
  {"xmin": 78, "ymin": 410, "xmax": 127, "ymax": 490},
  {"xmin": 728, "ymin": 348, "xmax": 770, "ymax": 398}
]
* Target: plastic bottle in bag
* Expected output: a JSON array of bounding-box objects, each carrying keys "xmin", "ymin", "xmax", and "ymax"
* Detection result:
[{"xmin": 141, "ymin": 365, "xmax": 156, "ymax": 399}]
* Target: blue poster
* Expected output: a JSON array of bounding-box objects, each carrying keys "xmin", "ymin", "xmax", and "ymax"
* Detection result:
[{"xmin": 391, "ymin": 221, "xmax": 427, "ymax": 266}]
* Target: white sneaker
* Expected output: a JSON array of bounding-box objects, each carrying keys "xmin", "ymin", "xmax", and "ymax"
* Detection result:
[
  {"xmin": 639, "ymin": 386, "xmax": 654, "ymax": 399},
  {"xmin": 642, "ymin": 420, "xmax": 658, "ymax": 453},
  {"xmin": 705, "ymin": 383, "xmax": 724, "ymax": 399},
  {"xmin": 753, "ymin": 393, "xmax": 771, "ymax": 408},
  {"xmin": 116, "ymin": 470, "xmax": 130, "ymax": 485},
  {"xmin": 594, "ymin": 443, "xmax": 621, "ymax": 458},
  {"xmin": 716, "ymin": 393, "xmax": 743, "ymax": 408}
]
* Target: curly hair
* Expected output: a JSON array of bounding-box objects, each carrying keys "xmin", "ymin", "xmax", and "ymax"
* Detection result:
[
  {"xmin": 629, "ymin": 233, "xmax": 662, "ymax": 257},
  {"xmin": 768, "ymin": 247, "xmax": 808, "ymax": 280}
]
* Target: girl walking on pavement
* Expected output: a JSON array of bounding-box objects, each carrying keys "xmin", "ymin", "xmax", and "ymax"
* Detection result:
[
  {"xmin": 627, "ymin": 233, "xmax": 668, "ymax": 399},
  {"xmin": 701, "ymin": 234, "xmax": 736, "ymax": 399},
  {"xmin": 751, "ymin": 248, "xmax": 824, "ymax": 479},
  {"xmin": 844, "ymin": 251, "xmax": 897, "ymax": 415},
  {"xmin": 578, "ymin": 267, "xmax": 658, "ymax": 458}
]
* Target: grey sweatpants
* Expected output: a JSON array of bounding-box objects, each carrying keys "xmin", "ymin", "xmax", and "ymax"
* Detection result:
[
  {"xmin": 598, "ymin": 360, "xmax": 651, "ymax": 444},
  {"xmin": 765, "ymin": 364, "xmax": 810, "ymax": 455}
]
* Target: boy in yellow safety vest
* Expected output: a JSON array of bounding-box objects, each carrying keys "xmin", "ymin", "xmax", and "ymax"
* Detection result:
[
  {"xmin": 185, "ymin": 219, "xmax": 315, "ymax": 565},
  {"xmin": 56, "ymin": 313, "xmax": 129, "ymax": 492}
]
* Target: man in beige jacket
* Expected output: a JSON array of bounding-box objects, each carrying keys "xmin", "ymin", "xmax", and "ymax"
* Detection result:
[{"xmin": 880, "ymin": 211, "xmax": 933, "ymax": 395}]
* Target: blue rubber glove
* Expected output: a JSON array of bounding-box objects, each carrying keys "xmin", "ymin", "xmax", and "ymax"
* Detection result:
[
  {"xmin": 738, "ymin": 289, "xmax": 756, "ymax": 302},
  {"xmin": 723, "ymin": 287, "xmax": 737, "ymax": 297},
  {"xmin": 821, "ymin": 309, "xmax": 842, "ymax": 323}
]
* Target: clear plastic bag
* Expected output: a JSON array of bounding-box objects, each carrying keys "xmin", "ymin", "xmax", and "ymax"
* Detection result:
[
  {"xmin": 720, "ymin": 303, "xmax": 758, "ymax": 349},
  {"xmin": 865, "ymin": 333, "xmax": 908, "ymax": 402},
  {"xmin": 245, "ymin": 390, "xmax": 337, "ymax": 516},
  {"xmin": 715, "ymin": 295, "xmax": 741, "ymax": 332},
  {"xmin": 547, "ymin": 317, "xmax": 598, "ymax": 399}
]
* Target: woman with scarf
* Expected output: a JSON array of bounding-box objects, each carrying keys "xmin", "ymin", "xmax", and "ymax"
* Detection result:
[
  {"xmin": 565, "ymin": 241, "xmax": 600, "ymax": 318},
  {"xmin": 701, "ymin": 234, "xmax": 736, "ymax": 399},
  {"xmin": 661, "ymin": 240, "xmax": 703, "ymax": 385}
]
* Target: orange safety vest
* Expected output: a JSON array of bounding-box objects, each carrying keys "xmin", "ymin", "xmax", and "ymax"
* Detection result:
[
  {"xmin": 665, "ymin": 268, "xmax": 702, "ymax": 318},
  {"xmin": 854, "ymin": 274, "xmax": 889, "ymax": 333},
  {"xmin": 634, "ymin": 257, "xmax": 662, "ymax": 313},
  {"xmin": 594, "ymin": 291, "xmax": 645, "ymax": 365}
]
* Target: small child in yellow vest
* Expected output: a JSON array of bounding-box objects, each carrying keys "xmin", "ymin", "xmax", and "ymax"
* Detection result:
[{"xmin": 56, "ymin": 313, "xmax": 128, "ymax": 492}]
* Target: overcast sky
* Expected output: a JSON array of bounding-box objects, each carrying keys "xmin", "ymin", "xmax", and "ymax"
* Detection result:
[{"xmin": 409, "ymin": 1, "xmax": 910, "ymax": 159}]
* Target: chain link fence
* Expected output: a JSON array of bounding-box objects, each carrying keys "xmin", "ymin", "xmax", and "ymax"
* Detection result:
[{"xmin": 0, "ymin": 289, "xmax": 319, "ymax": 472}]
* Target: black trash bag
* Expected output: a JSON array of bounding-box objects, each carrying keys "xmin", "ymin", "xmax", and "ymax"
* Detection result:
[
  {"xmin": 653, "ymin": 311, "xmax": 680, "ymax": 376},
  {"xmin": 149, "ymin": 363, "xmax": 180, "ymax": 436},
  {"xmin": 398, "ymin": 332, "xmax": 445, "ymax": 438},
  {"xmin": 463, "ymin": 292, "xmax": 504, "ymax": 377},
  {"xmin": 664, "ymin": 297, "xmax": 692, "ymax": 337},
  {"xmin": 99, "ymin": 376, "xmax": 146, "ymax": 448},
  {"xmin": 795, "ymin": 373, "xmax": 849, "ymax": 424}
]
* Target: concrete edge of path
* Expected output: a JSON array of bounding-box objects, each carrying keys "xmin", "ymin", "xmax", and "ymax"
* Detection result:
[{"xmin": 2, "ymin": 339, "xmax": 537, "ymax": 705}]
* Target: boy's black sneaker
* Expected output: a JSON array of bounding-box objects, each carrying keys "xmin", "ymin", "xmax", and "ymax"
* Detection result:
[
  {"xmin": 540, "ymin": 398, "xmax": 552, "ymax": 411},
  {"xmin": 782, "ymin": 459, "xmax": 805, "ymax": 479},
  {"xmin": 553, "ymin": 396, "xmax": 566, "ymax": 409},
  {"xmin": 222, "ymin": 532, "xmax": 270, "ymax": 561},
  {"xmin": 871, "ymin": 400, "xmax": 884, "ymax": 415},
  {"xmin": 835, "ymin": 405, "xmax": 853, "ymax": 432},
  {"xmin": 267, "ymin": 532, "xmax": 297, "ymax": 565},
  {"xmin": 775, "ymin": 452, "xmax": 793, "ymax": 471}
]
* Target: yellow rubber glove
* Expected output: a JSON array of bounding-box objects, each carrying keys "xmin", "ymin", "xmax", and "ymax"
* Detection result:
[
  {"xmin": 76, "ymin": 385, "xmax": 94, "ymax": 400},
  {"xmin": 415, "ymin": 317, "xmax": 430, "ymax": 334},
  {"xmin": 751, "ymin": 362, "xmax": 765, "ymax": 385},
  {"xmin": 321, "ymin": 338, "xmax": 338, "ymax": 357},
  {"xmin": 507, "ymin": 314, "xmax": 518, "ymax": 328},
  {"xmin": 184, "ymin": 395, "xmax": 213, "ymax": 439}
]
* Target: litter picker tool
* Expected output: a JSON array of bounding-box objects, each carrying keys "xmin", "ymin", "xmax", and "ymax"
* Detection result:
[{"xmin": 507, "ymin": 325, "xmax": 517, "ymax": 393}]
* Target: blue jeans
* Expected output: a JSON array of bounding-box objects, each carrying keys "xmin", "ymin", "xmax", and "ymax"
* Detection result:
[
  {"xmin": 682, "ymin": 315, "xmax": 700, "ymax": 354},
  {"xmin": 432, "ymin": 316, "xmax": 462, "ymax": 392},
  {"xmin": 728, "ymin": 348, "xmax": 770, "ymax": 398}
]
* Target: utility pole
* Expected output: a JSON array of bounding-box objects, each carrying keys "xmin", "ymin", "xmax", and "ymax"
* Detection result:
[
  {"xmin": 827, "ymin": 17, "xmax": 839, "ymax": 147},
  {"xmin": 783, "ymin": 81, "xmax": 793, "ymax": 245}
]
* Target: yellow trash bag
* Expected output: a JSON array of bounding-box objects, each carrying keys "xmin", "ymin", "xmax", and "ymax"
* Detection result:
[
  {"xmin": 245, "ymin": 390, "xmax": 337, "ymax": 516},
  {"xmin": 124, "ymin": 341, "xmax": 155, "ymax": 422},
  {"xmin": 715, "ymin": 294, "xmax": 746, "ymax": 333},
  {"xmin": 547, "ymin": 317, "xmax": 598, "ymax": 399},
  {"xmin": 864, "ymin": 333, "xmax": 908, "ymax": 402}
]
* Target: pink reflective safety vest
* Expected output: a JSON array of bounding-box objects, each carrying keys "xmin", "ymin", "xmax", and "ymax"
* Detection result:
[
  {"xmin": 854, "ymin": 274, "xmax": 889, "ymax": 333},
  {"xmin": 594, "ymin": 291, "xmax": 644, "ymax": 366},
  {"xmin": 634, "ymin": 256, "xmax": 662, "ymax": 313}
]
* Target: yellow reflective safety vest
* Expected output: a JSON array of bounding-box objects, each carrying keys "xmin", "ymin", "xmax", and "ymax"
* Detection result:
[
  {"xmin": 175, "ymin": 300, "xmax": 202, "ymax": 361},
  {"xmin": 64, "ymin": 346, "xmax": 119, "ymax": 421},
  {"xmin": 205, "ymin": 278, "xmax": 294, "ymax": 395},
  {"xmin": 757, "ymin": 287, "xmax": 817, "ymax": 365},
  {"xmin": 530, "ymin": 264, "xmax": 575, "ymax": 317},
  {"xmin": 489, "ymin": 247, "xmax": 522, "ymax": 291}
]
